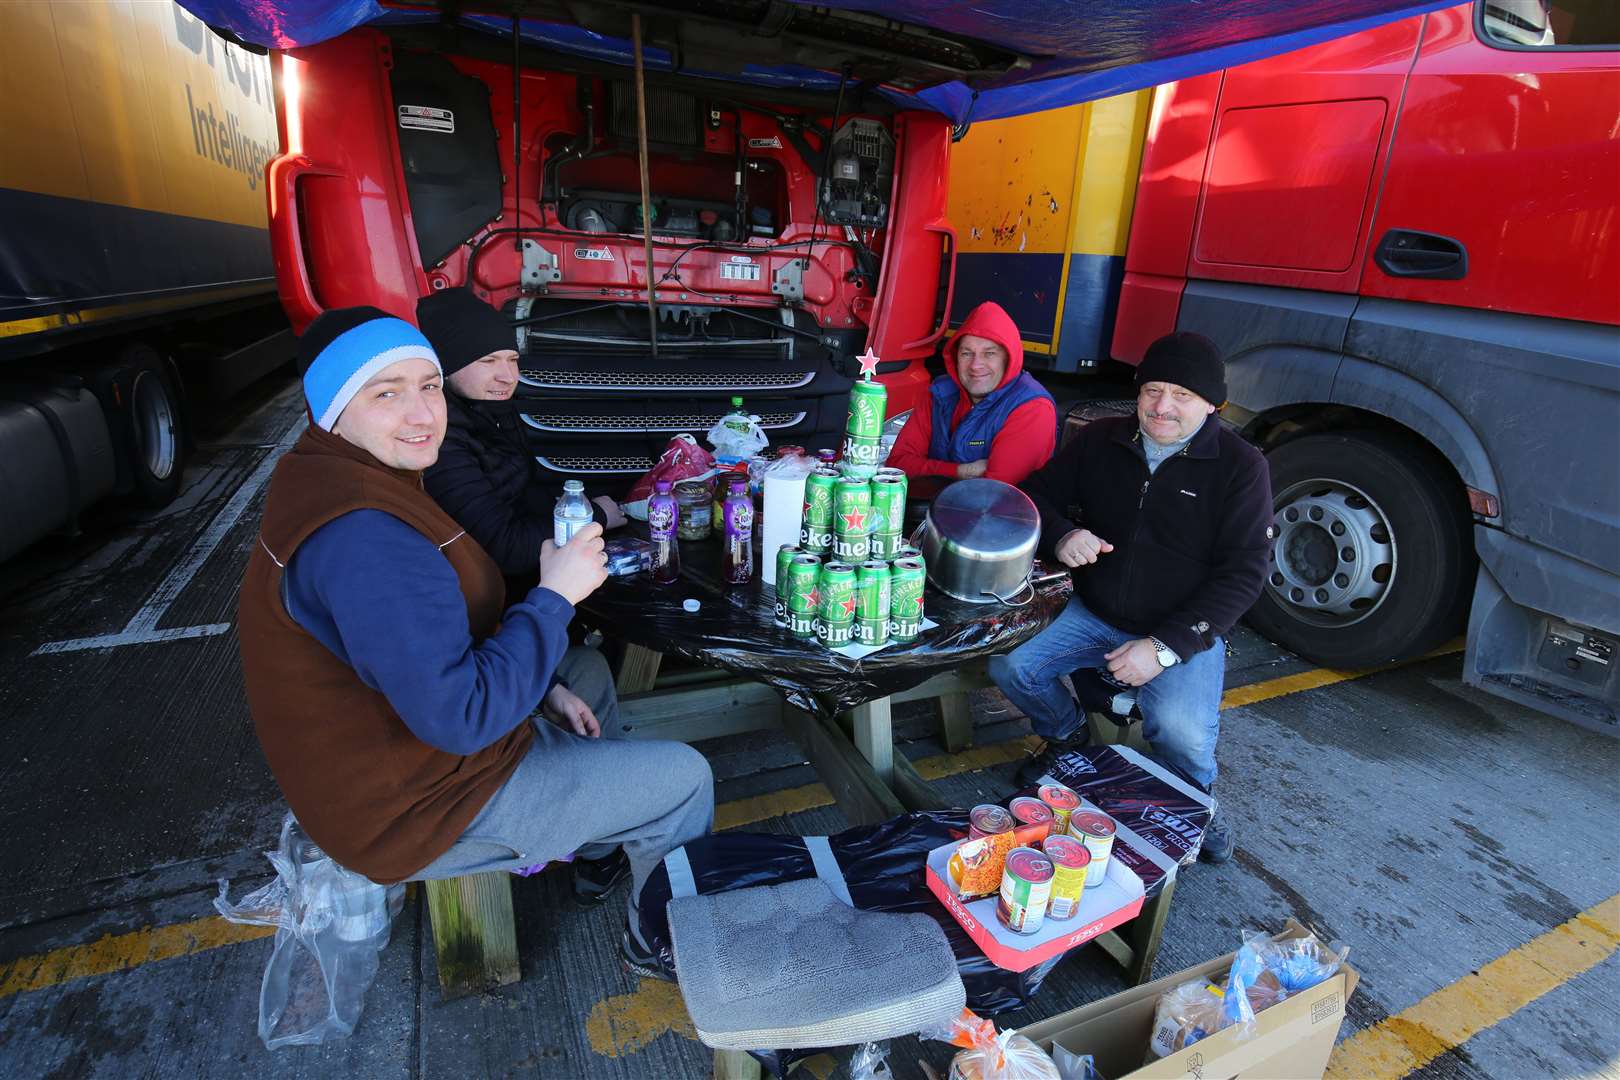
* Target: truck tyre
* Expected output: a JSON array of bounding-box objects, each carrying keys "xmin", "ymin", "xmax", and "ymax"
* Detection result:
[
  {"xmin": 1245, "ymin": 430, "xmax": 1473, "ymax": 669},
  {"xmin": 115, "ymin": 346, "xmax": 188, "ymax": 507}
]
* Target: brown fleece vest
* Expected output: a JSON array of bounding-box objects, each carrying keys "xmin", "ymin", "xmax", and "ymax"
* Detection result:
[{"xmin": 238, "ymin": 426, "xmax": 533, "ymax": 883}]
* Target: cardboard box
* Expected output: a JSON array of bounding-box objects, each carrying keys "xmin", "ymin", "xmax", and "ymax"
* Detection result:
[
  {"xmin": 1018, "ymin": 921, "xmax": 1359, "ymax": 1080},
  {"xmin": 925, "ymin": 840, "xmax": 1145, "ymax": 973}
]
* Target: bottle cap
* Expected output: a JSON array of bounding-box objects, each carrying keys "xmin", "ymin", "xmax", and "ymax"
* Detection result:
[
  {"xmin": 654, "ymin": 479, "xmax": 672, "ymax": 493},
  {"xmin": 682, "ymin": 598, "xmax": 701, "ymax": 613}
]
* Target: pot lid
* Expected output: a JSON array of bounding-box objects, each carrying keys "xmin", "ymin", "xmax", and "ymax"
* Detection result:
[{"xmin": 929, "ymin": 479, "xmax": 1039, "ymax": 560}]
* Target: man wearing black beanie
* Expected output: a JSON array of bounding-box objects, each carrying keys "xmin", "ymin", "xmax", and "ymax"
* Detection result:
[{"xmin": 989, "ymin": 331, "xmax": 1273, "ymax": 863}]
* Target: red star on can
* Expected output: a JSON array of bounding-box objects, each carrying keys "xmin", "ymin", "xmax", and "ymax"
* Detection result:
[
  {"xmin": 806, "ymin": 588, "xmax": 820, "ymax": 609},
  {"xmin": 840, "ymin": 506, "xmax": 867, "ymax": 531},
  {"xmin": 839, "ymin": 595, "xmax": 856, "ymax": 617}
]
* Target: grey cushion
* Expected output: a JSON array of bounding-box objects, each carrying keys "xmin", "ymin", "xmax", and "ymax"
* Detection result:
[{"xmin": 668, "ymin": 878, "xmax": 965, "ymax": 1050}]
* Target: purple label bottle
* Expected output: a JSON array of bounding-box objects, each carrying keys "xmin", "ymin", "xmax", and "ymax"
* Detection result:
[
  {"xmin": 648, "ymin": 479, "xmax": 681, "ymax": 585},
  {"xmin": 721, "ymin": 476, "xmax": 754, "ymax": 585}
]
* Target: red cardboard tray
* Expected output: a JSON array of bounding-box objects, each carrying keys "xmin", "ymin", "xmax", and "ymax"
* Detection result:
[{"xmin": 925, "ymin": 838, "xmax": 1146, "ymax": 973}]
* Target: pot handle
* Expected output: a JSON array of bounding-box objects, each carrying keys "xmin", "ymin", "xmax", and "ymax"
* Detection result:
[{"xmin": 983, "ymin": 580, "xmax": 1036, "ymax": 607}]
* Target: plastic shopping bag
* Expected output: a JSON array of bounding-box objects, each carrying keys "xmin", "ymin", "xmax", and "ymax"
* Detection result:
[
  {"xmin": 625, "ymin": 434, "xmax": 717, "ymax": 519},
  {"xmin": 215, "ymin": 813, "xmax": 403, "ymax": 1049}
]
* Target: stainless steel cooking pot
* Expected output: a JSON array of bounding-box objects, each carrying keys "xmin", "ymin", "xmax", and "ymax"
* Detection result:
[{"xmin": 913, "ymin": 478, "xmax": 1041, "ymax": 603}]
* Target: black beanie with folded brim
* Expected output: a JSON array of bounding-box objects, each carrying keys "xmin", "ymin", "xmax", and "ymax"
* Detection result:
[
  {"xmin": 1135, "ymin": 331, "xmax": 1227, "ymax": 407},
  {"xmin": 416, "ymin": 288, "xmax": 518, "ymax": 377}
]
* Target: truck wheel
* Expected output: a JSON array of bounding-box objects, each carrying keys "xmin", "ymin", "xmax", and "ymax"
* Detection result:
[
  {"xmin": 1245, "ymin": 430, "xmax": 1472, "ymax": 668},
  {"xmin": 117, "ymin": 347, "xmax": 188, "ymax": 506}
]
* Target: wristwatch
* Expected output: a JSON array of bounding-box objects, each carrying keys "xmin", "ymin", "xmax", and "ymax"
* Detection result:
[{"xmin": 1150, "ymin": 637, "xmax": 1180, "ymax": 668}]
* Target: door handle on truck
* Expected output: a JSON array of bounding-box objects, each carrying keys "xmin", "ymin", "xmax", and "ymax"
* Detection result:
[
  {"xmin": 268, "ymin": 154, "xmax": 342, "ymax": 326},
  {"xmin": 1373, "ymin": 229, "xmax": 1468, "ymax": 280},
  {"xmin": 900, "ymin": 222, "xmax": 957, "ymax": 351}
]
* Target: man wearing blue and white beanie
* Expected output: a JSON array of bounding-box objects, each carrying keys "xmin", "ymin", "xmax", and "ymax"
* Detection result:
[{"xmin": 239, "ymin": 307, "xmax": 713, "ymax": 982}]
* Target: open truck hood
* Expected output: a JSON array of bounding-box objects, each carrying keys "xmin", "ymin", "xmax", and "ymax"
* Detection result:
[{"xmin": 179, "ymin": 0, "xmax": 1450, "ymax": 123}]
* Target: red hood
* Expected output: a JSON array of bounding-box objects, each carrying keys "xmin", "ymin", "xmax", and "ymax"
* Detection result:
[{"xmin": 947, "ymin": 301, "xmax": 1025, "ymax": 395}]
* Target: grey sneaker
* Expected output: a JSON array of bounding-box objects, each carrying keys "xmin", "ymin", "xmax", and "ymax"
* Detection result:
[{"xmin": 620, "ymin": 927, "xmax": 678, "ymax": 983}]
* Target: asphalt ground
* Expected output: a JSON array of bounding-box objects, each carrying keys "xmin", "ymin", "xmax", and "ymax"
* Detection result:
[{"xmin": 0, "ymin": 372, "xmax": 1615, "ymax": 1079}]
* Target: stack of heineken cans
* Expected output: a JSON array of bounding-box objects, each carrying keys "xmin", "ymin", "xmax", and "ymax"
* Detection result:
[{"xmin": 770, "ymin": 372, "xmax": 928, "ymax": 650}]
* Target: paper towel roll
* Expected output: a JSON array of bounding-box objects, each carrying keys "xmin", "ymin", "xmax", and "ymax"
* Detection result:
[{"xmin": 761, "ymin": 473, "xmax": 808, "ymax": 585}]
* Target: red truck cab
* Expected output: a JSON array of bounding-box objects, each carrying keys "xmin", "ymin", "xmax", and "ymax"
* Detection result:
[
  {"xmin": 1114, "ymin": 0, "xmax": 1620, "ymax": 729},
  {"xmin": 270, "ymin": 26, "xmax": 954, "ymax": 485}
]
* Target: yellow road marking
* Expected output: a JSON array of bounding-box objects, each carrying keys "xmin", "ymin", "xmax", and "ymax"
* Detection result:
[
  {"xmin": 1326, "ymin": 892, "xmax": 1620, "ymax": 1079},
  {"xmin": 1220, "ymin": 639, "xmax": 1462, "ymax": 710},
  {"xmin": 0, "ymin": 916, "xmax": 274, "ymax": 1000}
]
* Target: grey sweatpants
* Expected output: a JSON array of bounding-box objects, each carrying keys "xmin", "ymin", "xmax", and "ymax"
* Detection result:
[{"xmin": 412, "ymin": 647, "xmax": 714, "ymax": 939}]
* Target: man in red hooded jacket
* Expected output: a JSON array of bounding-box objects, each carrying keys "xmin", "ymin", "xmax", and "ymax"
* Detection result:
[{"xmin": 885, "ymin": 301, "xmax": 1057, "ymax": 484}]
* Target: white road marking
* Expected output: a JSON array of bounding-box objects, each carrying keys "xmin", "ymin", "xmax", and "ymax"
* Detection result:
[{"xmin": 31, "ymin": 414, "xmax": 305, "ymax": 656}]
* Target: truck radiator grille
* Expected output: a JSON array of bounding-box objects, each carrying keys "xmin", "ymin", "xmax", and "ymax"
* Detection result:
[
  {"xmin": 521, "ymin": 409, "xmax": 806, "ymax": 433},
  {"xmin": 536, "ymin": 454, "xmax": 654, "ymax": 474},
  {"xmin": 519, "ymin": 368, "xmax": 816, "ymax": 391}
]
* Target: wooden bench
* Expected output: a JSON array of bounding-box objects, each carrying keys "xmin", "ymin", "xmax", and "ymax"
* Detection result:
[{"xmin": 423, "ymin": 872, "xmax": 521, "ymax": 999}]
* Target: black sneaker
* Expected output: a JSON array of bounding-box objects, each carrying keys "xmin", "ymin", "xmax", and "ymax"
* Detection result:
[
  {"xmin": 572, "ymin": 849, "xmax": 631, "ymax": 906},
  {"xmin": 1198, "ymin": 809, "xmax": 1234, "ymax": 864},
  {"xmin": 620, "ymin": 927, "xmax": 678, "ymax": 983},
  {"xmin": 1014, "ymin": 730, "xmax": 1093, "ymax": 788}
]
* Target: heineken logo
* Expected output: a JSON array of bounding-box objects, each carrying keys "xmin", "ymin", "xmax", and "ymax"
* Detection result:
[
  {"xmin": 806, "ymin": 587, "xmax": 820, "ymax": 609},
  {"xmin": 843, "ymin": 437, "xmax": 882, "ymax": 464},
  {"xmin": 838, "ymin": 595, "xmax": 856, "ymax": 617},
  {"xmin": 840, "ymin": 506, "xmax": 868, "ymax": 531}
]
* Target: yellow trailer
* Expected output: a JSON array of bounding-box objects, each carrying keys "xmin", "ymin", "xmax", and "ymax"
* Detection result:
[
  {"xmin": 0, "ymin": 2, "xmax": 288, "ymax": 562},
  {"xmin": 945, "ymin": 91, "xmax": 1151, "ymax": 372}
]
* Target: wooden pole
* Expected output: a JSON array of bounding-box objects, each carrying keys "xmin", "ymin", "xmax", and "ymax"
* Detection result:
[{"xmin": 630, "ymin": 14, "xmax": 660, "ymax": 359}]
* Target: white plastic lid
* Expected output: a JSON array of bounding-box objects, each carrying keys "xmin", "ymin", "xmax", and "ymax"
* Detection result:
[{"xmin": 682, "ymin": 599, "xmax": 701, "ymax": 613}]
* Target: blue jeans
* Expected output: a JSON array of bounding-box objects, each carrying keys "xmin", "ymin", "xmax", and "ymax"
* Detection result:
[{"xmin": 988, "ymin": 596, "xmax": 1224, "ymax": 790}]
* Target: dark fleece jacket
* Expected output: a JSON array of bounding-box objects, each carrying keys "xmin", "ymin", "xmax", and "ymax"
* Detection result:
[
  {"xmin": 423, "ymin": 393, "xmax": 605, "ymax": 578},
  {"xmin": 1020, "ymin": 414, "xmax": 1273, "ymax": 659}
]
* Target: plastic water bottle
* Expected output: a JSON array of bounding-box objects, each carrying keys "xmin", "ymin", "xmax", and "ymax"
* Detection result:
[
  {"xmin": 553, "ymin": 480, "xmax": 592, "ymax": 546},
  {"xmin": 648, "ymin": 479, "xmax": 681, "ymax": 585}
]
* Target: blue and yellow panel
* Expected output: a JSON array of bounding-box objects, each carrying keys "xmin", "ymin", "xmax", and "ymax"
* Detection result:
[
  {"xmin": 0, "ymin": 2, "xmax": 278, "ymax": 332},
  {"xmin": 945, "ymin": 91, "xmax": 1151, "ymax": 371}
]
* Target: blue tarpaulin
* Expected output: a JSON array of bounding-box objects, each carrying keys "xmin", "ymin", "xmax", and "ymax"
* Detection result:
[{"xmin": 179, "ymin": 0, "xmax": 1453, "ymax": 123}]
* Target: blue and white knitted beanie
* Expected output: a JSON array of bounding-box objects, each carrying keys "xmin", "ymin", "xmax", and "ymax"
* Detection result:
[{"xmin": 295, "ymin": 306, "xmax": 442, "ymax": 431}]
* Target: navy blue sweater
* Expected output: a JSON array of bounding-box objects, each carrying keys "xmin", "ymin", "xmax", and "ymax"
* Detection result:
[{"xmin": 283, "ymin": 509, "xmax": 574, "ymax": 756}]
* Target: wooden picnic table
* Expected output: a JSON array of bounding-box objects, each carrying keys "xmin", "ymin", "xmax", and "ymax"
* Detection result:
[{"xmin": 576, "ymin": 528, "xmax": 1070, "ymax": 825}]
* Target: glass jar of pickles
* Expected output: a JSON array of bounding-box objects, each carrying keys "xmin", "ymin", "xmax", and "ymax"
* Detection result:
[{"xmin": 674, "ymin": 479, "xmax": 712, "ymax": 541}]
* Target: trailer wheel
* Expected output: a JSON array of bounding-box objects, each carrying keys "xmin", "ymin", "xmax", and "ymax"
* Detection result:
[
  {"xmin": 116, "ymin": 347, "xmax": 188, "ymax": 506},
  {"xmin": 1244, "ymin": 430, "xmax": 1472, "ymax": 668}
]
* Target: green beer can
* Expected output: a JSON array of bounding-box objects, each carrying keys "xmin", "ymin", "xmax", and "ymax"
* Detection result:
[
  {"xmin": 869, "ymin": 472, "xmax": 907, "ymax": 558},
  {"xmin": 800, "ymin": 466, "xmax": 838, "ymax": 554},
  {"xmin": 816, "ymin": 561, "xmax": 857, "ymax": 647},
  {"xmin": 839, "ymin": 432, "xmax": 883, "ymax": 478},
  {"xmin": 855, "ymin": 559, "xmax": 892, "ymax": 647},
  {"xmin": 785, "ymin": 553, "xmax": 822, "ymax": 638},
  {"xmin": 846, "ymin": 378, "xmax": 888, "ymax": 440},
  {"xmin": 889, "ymin": 555, "xmax": 926, "ymax": 641},
  {"xmin": 832, "ymin": 477, "xmax": 872, "ymax": 562},
  {"xmin": 773, "ymin": 543, "xmax": 801, "ymax": 626}
]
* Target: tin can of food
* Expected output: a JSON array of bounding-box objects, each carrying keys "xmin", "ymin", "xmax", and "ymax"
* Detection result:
[
  {"xmin": 996, "ymin": 847, "xmax": 1055, "ymax": 935},
  {"xmin": 1041, "ymin": 834, "xmax": 1092, "ymax": 920},
  {"xmin": 889, "ymin": 556, "xmax": 926, "ymax": 640},
  {"xmin": 854, "ymin": 560, "xmax": 891, "ymax": 647},
  {"xmin": 846, "ymin": 378, "xmax": 888, "ymax": 439},
  {"xmin": 1009, "ymin": 795, "xmax": 1055, "ymax": 847},
  {"xmin": 785, "ymin": 553, "xmax": 822, "ymax": 638},
  {"xmin": 1037, "ymin": 783, "xmax": 1081, "ymax": 835},
  {"xmin": 1069, "ymin": 810, "xmax": 1117, "ymax": 888},
  {"xmin": 773, "ymin": 544, "xmax": 801, "ymax": 625},
  {"xmin": 816, "ymin": 561, "xmax": 857, "ymax": 647},
  {"xmin": 800, "ymin": 467, "xmax": 838, "ymax": 554},
  {"xmin": 968, "ymin": 804, "xmax": 1015, "ymax": 842}
]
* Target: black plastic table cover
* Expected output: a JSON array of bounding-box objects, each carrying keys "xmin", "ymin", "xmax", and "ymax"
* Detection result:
[{"xmin": 577, "ymin": 529, "xmax": 1070, "ymax": 719}]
